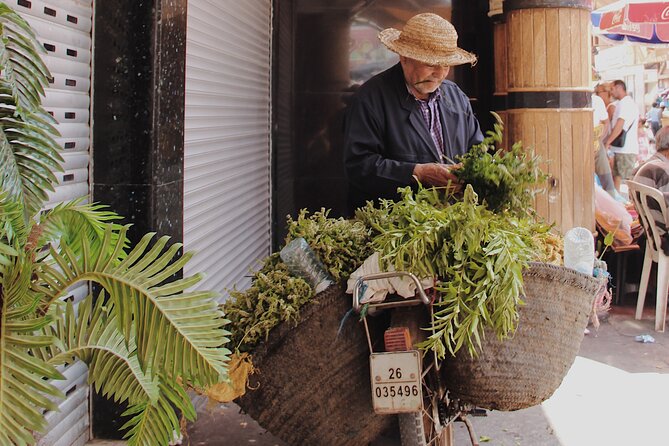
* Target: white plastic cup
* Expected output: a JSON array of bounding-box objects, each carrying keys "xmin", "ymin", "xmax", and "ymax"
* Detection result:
[{"xmin": 563, "ymin": 227, "xmax": 595, "ymax": 276}]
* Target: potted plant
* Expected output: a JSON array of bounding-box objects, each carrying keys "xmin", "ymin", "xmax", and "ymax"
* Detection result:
[{"xmin": 0, "ymin": 5, "xmax": 230, "ymax": 445}]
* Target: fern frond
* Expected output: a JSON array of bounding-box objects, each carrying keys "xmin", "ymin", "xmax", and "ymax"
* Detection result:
[
  {"xmin": 0, "ymin": 109, "xmax": 63, "ymax": 215},
  {"xmin": 39, "ymin": 226, "xmax": 230, "ymax": 387},
  {"xmin": 0, "ymin": 5, "xmax": 63, "ymax": 218},
  {"xmin": 121, "ymin": 380, "xmax": 196, "ymax": 446},
  {"xmin": 0, "ymin": 4, "xmax": 51, "ymax": 115},
  {"xmin": 0, "ymin": 189, "xmax": 28, "ymax": 246},
  {"xmin": 48, "ymin": 294, "xmax": 160, "ymax": 405},
  {"xmin": 0, "ymin": 255, "xmax": 63, "ymax": 445},
  {"xmin": 0, "ymin": 238, "xmax": 18, "ymax": 268},
  {"xmin": 38, "ymin": 199, "xmax": 127, "ymax": 258},
  {"xmin": 0, "ymin": 192, "xmax": 22, "ymax": 271}
]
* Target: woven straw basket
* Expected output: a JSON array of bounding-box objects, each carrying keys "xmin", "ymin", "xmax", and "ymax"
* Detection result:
[
  {"xmin": 443, "ymin": 262, "xmax": 601, "ymax": 411},
  {"xmin": 237, "ymin": 285, "xmax": 392, "ymax": 446}
]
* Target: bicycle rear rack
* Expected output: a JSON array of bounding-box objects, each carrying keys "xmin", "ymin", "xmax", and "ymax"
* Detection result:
[
  {"xmin": 352, "ymin": 271, "xmax": 486, "ymax": 446},
  {"xmin": 352, "ymin": 271, "xmax": 439, "ymax": 373}
]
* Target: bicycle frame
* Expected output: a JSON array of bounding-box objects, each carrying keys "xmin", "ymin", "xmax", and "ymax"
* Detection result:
[
  {"xmin": 351, "ymin": 271, "xmax": 441, "ymax": 376},
  {"xmin": 352, "ymin": 271, "xmax": 484, "ymax": 446}
]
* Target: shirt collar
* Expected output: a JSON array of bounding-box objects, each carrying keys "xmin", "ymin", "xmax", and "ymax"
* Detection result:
[
  {"xmin": 405, "ymin": 84, "xmax": 441, "ymax": 104},
  {"xmin": 654, "ymin": 151, "xmax": 669, "ymax": 164}
]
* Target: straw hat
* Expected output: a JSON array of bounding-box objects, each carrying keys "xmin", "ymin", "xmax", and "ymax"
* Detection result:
[{"xmin": 379, "ymin": 13, "xmax": 477, "ymax": 67}]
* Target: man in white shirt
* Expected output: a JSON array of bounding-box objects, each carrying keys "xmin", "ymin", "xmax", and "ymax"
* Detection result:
[
  {"xmin": 605, "ymin": 80, "xmax": 639, "ymax": 191},
  {"xmin": 593, "ymin": 87, "xmax": 615, "ymax": 196}
]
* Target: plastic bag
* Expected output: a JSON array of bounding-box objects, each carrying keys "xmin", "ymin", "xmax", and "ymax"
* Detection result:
[
  {"xmin": 345, "ymin": 253, "xmax": 433, "ymax": 304},
  {"xmin": 280, "ymin": 238, "xmax": 333, "ymax": 293},
  {"xmin": 595, "ymin": 184, "xmax": 633, "ymax": 246}
]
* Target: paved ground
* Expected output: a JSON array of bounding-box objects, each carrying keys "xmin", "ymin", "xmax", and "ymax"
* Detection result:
[
  {"xmin": 83, "ymin": 298, "xmax": 646, "ymax": 446},
  {"xmin": 448, "ymin": 303, "xmax": 669, "ymax": 446}
]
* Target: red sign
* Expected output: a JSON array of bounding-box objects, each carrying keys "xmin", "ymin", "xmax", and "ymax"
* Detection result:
[
  {"xmin": 628, "ymin": 2, "xmax": 669, "ymax": 23},
  {"xmin": 600, "ymin": 7, "xmax": 627, "ymax": 30},
  {"xmin": 595, "ymin": 1, "xmax": 669, "ymax": 42},
  {"xmin": 600, "ymin": 2, "xmax": 669, "ymax": 30}
]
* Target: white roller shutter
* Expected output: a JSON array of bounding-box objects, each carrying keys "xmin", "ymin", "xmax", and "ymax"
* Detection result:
[
  {"xmin": 184, "ymin": 0, "xmax": 272, "ymax": 296},
  {"xmin": 10, "ymin": 1, "xmax": 93, "ymax": 445}
]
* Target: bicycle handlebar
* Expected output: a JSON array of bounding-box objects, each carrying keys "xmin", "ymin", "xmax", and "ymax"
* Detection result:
[{"xmin": 352, "ymin": 271, "xmax": 430, "ymax": 312}]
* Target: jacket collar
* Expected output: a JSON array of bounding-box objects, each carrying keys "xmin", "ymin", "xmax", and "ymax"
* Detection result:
[{"xmin": 392, "ymin": 63, "xmax": 442, "ymax": 162}]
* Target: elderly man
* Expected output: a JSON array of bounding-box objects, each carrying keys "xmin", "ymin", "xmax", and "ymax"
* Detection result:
[
  {"xmin": 633, "ymin": 126, "xmax": 669, "ymax": 252},
  {"xmin": 343, "ymin": 13, "xmax": 483, "ymax": 211}
]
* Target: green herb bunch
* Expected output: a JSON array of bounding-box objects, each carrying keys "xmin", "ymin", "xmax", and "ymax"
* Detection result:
[
  {"xmin": 224, "ymin": 254, "xmax": 314, "ymax": 352},
  {"xmin": 454, "ymin": 113, "xmax": 547, "ymax": 215},
  {"xmin": 365, "ymin": 185, "xmax": 542, "ymax": 358},
  {"xmin": 286, "ymin": 209, "xmax": 373, "ymax": 282},
  {"xmin": 356, "ymin": 186, "xmax": 453, "ymax": 279}
]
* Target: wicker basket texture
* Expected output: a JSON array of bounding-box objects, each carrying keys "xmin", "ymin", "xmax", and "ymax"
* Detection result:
[
  {"xmin": 237, "ymin": 285, "xmax": 392, "ymax": 446},
  {"xmin": 442, "ymin": 262, "xmax": 601, "ymax": 411}
]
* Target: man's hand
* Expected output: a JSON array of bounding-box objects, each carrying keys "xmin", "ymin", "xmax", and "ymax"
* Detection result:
[{"xmin": 413, "ymin": 163, "xmax": 462, "ymax": 192}]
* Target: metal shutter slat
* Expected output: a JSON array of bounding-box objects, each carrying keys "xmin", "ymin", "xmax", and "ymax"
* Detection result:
[
  {"xmin": 44, "ymin": 90, "xmax": 89, "ymax": 109},
  {"xmin": 48, "ymin": 107, "xmax": 89, "ymax": 124},
  {"xmin": 10, "ymin": 2, "xmax": 93, "ymax": 444},
  {"xmin": 37, "ymin": 394, "xmax": 89, "ymax": 446},
  {"xmin": 184, "ymin": 0, "xmax": 272, "ymax": 299},
  {"xmin": 46, "ymin": 182, "xmax": 88, "ymax": 205},
  {"xmin": 42, "ymin": 54, "xmax": 90, "ymax": 77},
  {"xmin": 60, "ymin": 151, "xmax": 89, "ymax": 170},
  {"xmin": 37, "ymin": 386, "xmax": 88, "ymax": 444},
  {"xmin": 14, "ymin": 0, "xmax": 92, "ymax": 33}
]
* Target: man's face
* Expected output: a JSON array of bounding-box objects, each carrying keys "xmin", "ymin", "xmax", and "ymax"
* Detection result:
[
  {"xmin": 400, "ymin": 56, "xmax": 450, "ymax": 100},
  {"xmin": 612, "ymin": 84, "xmax": 625, "ymax": 100}
]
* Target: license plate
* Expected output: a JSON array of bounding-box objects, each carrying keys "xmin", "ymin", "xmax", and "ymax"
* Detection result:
[{"xmin": 369, "ymin": 351, "xmax": 423, "ymax": 414}]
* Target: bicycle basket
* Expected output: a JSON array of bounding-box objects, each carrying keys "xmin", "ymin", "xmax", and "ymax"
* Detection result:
[{"xmin": 442, "ymin": 262, "xmax": 601, "ymax": 411}]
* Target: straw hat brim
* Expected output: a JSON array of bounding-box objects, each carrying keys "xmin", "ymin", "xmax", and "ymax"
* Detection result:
[{"xmin": 379, "ymin": 28, "xmax": 477, "ymax": 67}]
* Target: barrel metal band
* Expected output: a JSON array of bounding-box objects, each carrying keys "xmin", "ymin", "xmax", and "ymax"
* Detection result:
[
  {"xmin": 504, "ymin": 0, "xmax": 593, "ymax": 12},
  {"xmin": 507, "ymin": 90, "xmax": 591, "ymax": 109},
  {"xmin": 492, "ymin": 93, "xmax": 508, "ymax": 111}
]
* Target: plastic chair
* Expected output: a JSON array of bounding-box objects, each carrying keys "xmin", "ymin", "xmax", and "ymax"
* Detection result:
[{"xmin": 626, "ymin": 180, "xmax": 669, "ymax": 332}]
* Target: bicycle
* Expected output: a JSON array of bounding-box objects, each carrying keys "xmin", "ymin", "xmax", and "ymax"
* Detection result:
[{"xmin": 352, "ymin": 271, "xmax": 484, "ymax": 446}]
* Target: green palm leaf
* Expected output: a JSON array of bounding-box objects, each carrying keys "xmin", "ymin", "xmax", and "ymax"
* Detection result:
[
  {"xmin": 0, "ymin": 4, "xmax": 51, "ymax": 115},
  {"xmin": 121, "ymin": 380, "xmax": 196, "ymax": 446},
  {"xmin": 0, "ymin": 105, "xmax": 63, "ymax": 216},
  {"xmin": 48, "ymin": 294, "xmax": 160, "ymax": 405},
  {"xmin": 0, "ymin": 255, "xmax": 63, "ymax": 445},
  {"xmin": 0, "ymin": 4, "xmax": 63, "ymax": 219},
  {"xmin": 46, "ymin": 295, "xmax": 200, "ymax": 446},
  {"xmin": 37, "ymin": 199, "xmax": 127, "ymax": 259},
  {"xmin": 0, "ymin": 189, "xmax": 28, "ymax": 246},
  {"xmin": 0, "ymin": 238, "xmax": 18, "ymax": 267},
  {"xmin": 38, "ymin": 225, "xmax": 230, "ymax": 387}
]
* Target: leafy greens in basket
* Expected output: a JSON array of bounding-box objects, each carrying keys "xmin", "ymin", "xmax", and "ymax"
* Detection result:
[
  {"xmin": 357, "ymin": 185, "xmax": 553, "ymax": 358},
  {"xmin": 453, "ymin": 113, "xmax": 547, "ymax": 216}
]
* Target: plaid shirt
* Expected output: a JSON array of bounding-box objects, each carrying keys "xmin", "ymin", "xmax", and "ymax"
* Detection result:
[{"xmin": 414, "ymin": 90, "xmax": 445, "ymax": 160}]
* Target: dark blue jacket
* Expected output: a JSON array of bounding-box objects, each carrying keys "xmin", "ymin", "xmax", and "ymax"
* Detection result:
[{"xmin": 343, "ymin": 63, "xmax": 483, "ymax": 211}]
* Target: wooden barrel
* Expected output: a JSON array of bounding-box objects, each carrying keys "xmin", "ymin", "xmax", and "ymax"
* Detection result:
[
  {"xmin": 492, "ymin": 17, "xmax": 510, "ymax": 150},
  {"xmin": 501, "ymin": 0, "xmax": 595, "ymax": 232}
]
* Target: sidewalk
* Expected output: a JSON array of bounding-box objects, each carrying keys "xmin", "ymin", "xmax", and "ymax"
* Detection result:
[
  {"xmin": 451, "ymin": 304, "xmax": 669, "ymax": 446},
  {"xmin": 184, "ymin": 303, "xmax": 669, "ymax": 446}
]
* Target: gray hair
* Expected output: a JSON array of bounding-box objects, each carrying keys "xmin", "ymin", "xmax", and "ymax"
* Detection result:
[{"xmin": 657, "ymin": 126, "xmax": 669, "ymax": 152}]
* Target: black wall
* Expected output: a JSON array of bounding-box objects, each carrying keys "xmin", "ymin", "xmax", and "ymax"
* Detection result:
[{"xmin": 91, "ymin": 0, "xmax": 187, "ymax": 438}]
